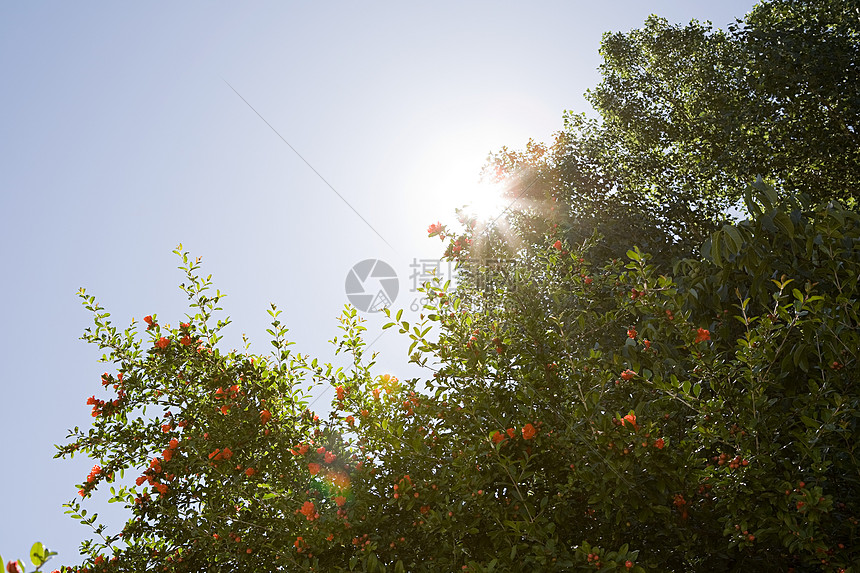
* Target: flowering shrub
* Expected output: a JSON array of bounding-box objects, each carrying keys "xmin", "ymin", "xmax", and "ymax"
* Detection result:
[{"xmin": 54, "ymin": 187, "xmax": 860, "ymax": 572}]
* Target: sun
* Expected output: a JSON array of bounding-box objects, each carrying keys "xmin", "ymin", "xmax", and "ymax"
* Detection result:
[{"xmin": 458, "ymin": 179, "xmax": 512, "ymax": 223}]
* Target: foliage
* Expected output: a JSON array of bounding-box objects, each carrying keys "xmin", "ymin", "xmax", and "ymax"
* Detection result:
[
  {"xmin": 51, "ymin": 1, "xmax": 860, "ymax": 571},
  {"xmin": 485, "ymin": 0, "xmax": 859, "ymax": 264},
  {"xmin": 3, "ymin": 542, "xmax": 58, "ymax": 573},
  {"xmin": 54, "ymin": 183, "xmax": 860, "ymax": 572}
]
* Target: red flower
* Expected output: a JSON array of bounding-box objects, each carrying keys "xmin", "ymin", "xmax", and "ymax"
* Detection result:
[
  {"xmin": 155, "ymin": 337, "xmax": 169, "ymax": 349},
  {"xmin": 308, "ymin": 463, "xmax": 320, "ymax": 475},
  {"xmin": 334, "ymin": 495, "xmax": 346, "ymax": 507},
  {"xmin": 144, "ymin": 315, "xmax": 153, "ymax": 325},
  {"xmin": 299, "ymin": 501, "xmax": 317, "ymax": 520},
  {"xmin": 336, "ymin": 386, "xmax": 345, "ymax": 401},
  {"xmin": 627, "ymin": 327, "xmax": 637, "ymax": 339},
  {"xmin": 620, "ymin": 369, "xmax": 636, "ymax": 381},
  {"xmin": 324, "ymin": 451, "xmax": 337, "ymax": 464},
  {"xmin": 622, "ymin": 414, "xmax": 639, "ymax": 431},
  {"xmin": 180, "ymin": 335, "xmax": 192, "ymax": 346},
  {"xmin": 654, "ymin": 438, "xmax": 665, "ymax": 449},
  {"xmin": 427, "ymin": 222, "xmax": 445, "ymax": 237},
  {"xmin": 506, "ymin": 428, "xmax": 515, "ymax": 438},
  {"xmin": 260, "ymin": 409, "xmax": 272, "ymax": 424},
  {"xmin": 245, "ymin": 467, "xmax": 256, "ymax": 477},
  {"xmin": 344, "ymin": 415, "xmax": 355, "ymax": 426},
  {"xmin": 491, "ymin": 431, "xmax": 505, "ymax": 445},
  {"xmin": 694, "ymin": 328, "xmax": 711, "ymax": 344},
  {"xmin": 522, "ymin": 423, "xmax": 537, "ymax": 440},
  {"xmin": 553, "ymin": 240, "xmax": 562, "ymax": 250},
  {"xmin": 154, "ymin": 483, "xmax": 168, "ymax": 495}
]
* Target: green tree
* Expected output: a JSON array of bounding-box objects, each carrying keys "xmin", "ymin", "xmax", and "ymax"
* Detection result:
[
  {"xmin": 54, "ymin": 1, "xmax": 860, "ymax": 571},
  {"xmin": 58, "ymin": 191, "xmax": 860, "ymax": 571},
  {"xmin": 487, "ymin": 0, "xmax": 859, "ymax": 264}
]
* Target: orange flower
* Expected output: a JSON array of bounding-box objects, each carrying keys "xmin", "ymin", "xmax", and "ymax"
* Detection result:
[
  {"xmin": 245, "ymin": 467, "xmax": 256, "ymax": 477},
  {"xmin": 622, "ymin": 414, "xmax": 639, "ymax": 431},
  {"xmin": 522, "ymin": 423, "xmax": 537, "ymax": 440},
  {"xmin": 180, "ymin": 335, "xmax": 192, "ymax": 346},
  {"xmin": 324, "ymin": 451, "xmax": 337, "ymax": 464},
  {"xmin": 627, "ymin": 327, "xmax": 637, "ymax": 339},
  {"xmin": 144, "ymin": 315, "xmax": 154, "ymax": 325},
  {"xmin": 694, "ymin": 328, "xmax": 711, "ymax": 344},
  {"xmin": 491, "ymin": 431, "xmax": 505, "ymax": 445},
  {"xmin": 336, "ymin": 386, "xmax": 345, "ymax": 401},
  {"xmin": 260, "ymin": 409, "xmax": 272, "ymax": 425},
  {"xmin": 620, "ymin": 369, "xmax": 636, "ymax": 381},
  {"xmin": 308, "ymin": 463, "xmax": 320, "ymax": 476},
  {"xmin": 344, "ymin": 415, "xmax": 355, "ymax": 426},
  {"xmin": 553, "ymin": 240, "xmax": 562, "ymax": 250},
  {"xmin": 334, "ymin": 495, "xmax": 346, "ymax": 507},
  {"xmin": 299, "ymin": 501, "xmax": 317, "ymax": 521},
  {"xmin": 506, "ymin": 428, "xmax": 515, "ymax": 438},
  {"xmin": 654, "ymin": 438, "xmax": 665, "ymax": 449},
  {"xmin": 155, "ymin": 337, "xmax": 169, "ymax": 349},
  {"xmin": 427, "ymin": 222, "xmax": 445, "ymax": 237}
]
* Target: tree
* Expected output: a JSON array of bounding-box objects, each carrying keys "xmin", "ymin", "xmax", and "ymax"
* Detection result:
[
  {"xmin": 486, "ymin": 0, "xmax": 859, "ymax": 264},
  {"xmin": 57, "ymin": 186, "xmax": 860, "ymax": 571},
  {"xmin": 55, "ymin": 1, "xmax": 860, "ymax": 570}
]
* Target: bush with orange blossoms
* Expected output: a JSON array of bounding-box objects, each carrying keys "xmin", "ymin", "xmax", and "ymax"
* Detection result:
[{"xmin": 53, "ymin": 11, "xmax": 860, "ymax": 567}]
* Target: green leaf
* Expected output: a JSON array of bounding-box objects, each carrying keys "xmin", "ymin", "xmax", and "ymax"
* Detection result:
[
  {"xmin": 30, "ymin": 542, "xmax": 45, "ymax": 567},
  {"xmin": 722, "ymin": 224, "xmax": 743, "ymax": 253}
]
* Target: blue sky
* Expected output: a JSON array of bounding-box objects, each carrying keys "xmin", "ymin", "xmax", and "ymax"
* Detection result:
[{"xmin": 0, "ymin": 1, "xmax": 758, "ymax": 567}]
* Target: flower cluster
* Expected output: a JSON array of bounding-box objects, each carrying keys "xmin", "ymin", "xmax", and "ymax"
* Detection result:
[
  {"xmin": 298, "ymin": 500, "xmax": 318, "ymax": 521},
  {"xmin": 427, "ymin": 221, "xmax": 446, "ymax": 238},
  {"xmin": 78, "ymin": 465, "xmax": 105, "ymax": 497},
  {"xmin": 207, "ymin": 447, "xmax": 234, "ymax": 464},
  {"xmin": 86, "ymin": 394, "xmax": 123, "ymax": 418},
  {"xmin": 694, "ymin": 327, "xmax": 711, "ymax": 344}
]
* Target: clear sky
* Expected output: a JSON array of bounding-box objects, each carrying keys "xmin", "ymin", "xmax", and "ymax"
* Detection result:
[{"xmin": 0, "ymin": 1, "xmax": 758, "ymax": 567}]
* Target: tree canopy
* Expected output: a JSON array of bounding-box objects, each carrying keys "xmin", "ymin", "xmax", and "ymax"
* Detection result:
[{"xmin": 486, "ymin": 0, "xmax": 859, "ymax": 263}]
